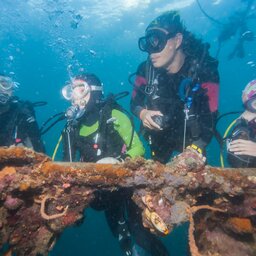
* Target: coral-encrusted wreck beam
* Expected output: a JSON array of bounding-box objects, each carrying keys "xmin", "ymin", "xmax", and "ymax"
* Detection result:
[{"xmin": 0, "ymin": 146, "xmax": 256, "ymax": 256}]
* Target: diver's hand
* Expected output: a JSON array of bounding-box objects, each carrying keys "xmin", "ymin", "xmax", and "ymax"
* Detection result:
[
  {"xmin": 186, "ymin": 144, "xmax": 206, "ymax": 163},
  {"xmin": 140, "ymin": 109, "xmax": 163, "ymax": 130},
  {"xmin": 229, "ymin": 139, "xmax": 256, "ymax": 157},
  {"xmin": 96, "ymin": 157, "xmax": 121, "ymax": 164}
]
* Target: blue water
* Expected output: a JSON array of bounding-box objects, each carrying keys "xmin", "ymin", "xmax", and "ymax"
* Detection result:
[{"xmin": 1, "ymin": 0, "xmax": 256, "ymax": 255}]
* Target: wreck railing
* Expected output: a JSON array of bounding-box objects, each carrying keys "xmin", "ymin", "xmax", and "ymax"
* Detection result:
[{"xmin": 0, "ymin": 146, "xmax": 255, "ymax": 256}]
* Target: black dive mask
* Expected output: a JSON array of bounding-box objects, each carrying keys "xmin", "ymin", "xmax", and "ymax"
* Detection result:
[{"xmin": 138, "ymin": 30, "xmax": 176, "ymax": 54}]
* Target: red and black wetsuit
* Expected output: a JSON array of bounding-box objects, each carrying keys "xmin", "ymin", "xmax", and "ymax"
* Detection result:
[{"xmin": 131, "ymin": 52, "xmax": 220, "ymax": 163}]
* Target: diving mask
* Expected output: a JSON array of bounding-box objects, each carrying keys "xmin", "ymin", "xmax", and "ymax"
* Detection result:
[
  {"xmin": 0, "ymin": 76, "xmax": 19, "ymax": 104},
  {"xmin": 138, "ymin": 29, "xmax": 176, "ymax": 54},
  {"xmin": 242, "ymin": 79, "xmax": 256, "ymax": 113},
  {"xmin": 62, "ymin": 79, "xmax": 102, "ymax": 100},
  {"xmin": 0, "ymin": 76, "xmax": 17, "ymax": 91},
  {"xmin": 62, "ymin": 79, "xmax": 90, "ymax": 101}
]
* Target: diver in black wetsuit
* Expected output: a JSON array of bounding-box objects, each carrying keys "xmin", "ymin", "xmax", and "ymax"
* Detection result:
[
  {"xmin": 227, "ymin": 79, "xmax": 256, "ymax": 167},
  {"xmin": 221, "ymin": 0, "xmax": 255, "ymax": 60},
  {"xmin": 131, "ymin": 11, "xmax": 220, "ymax": 164},
  {"xmin": 127, "ymin": 10, "xmax": 220, "ymax": 256},
  {"xmin": 0, "ymin": 74, "xmax": 45, "ymax": 152},
  {"xmin": 197, "ymin": 0, "xmax": 255, "ymax": 59},
  {"xmin": 61, "ymin": 73, "xmax": 145, "ymax": 256}
]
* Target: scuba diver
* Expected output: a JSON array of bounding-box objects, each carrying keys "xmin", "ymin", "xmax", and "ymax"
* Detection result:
[
  {"xmin": 226, "ymin": 79, "xmax": 256, "ymax": 167},
  {"xmin": 131, "ymin": 10, "xmax": 220, "ymax": 164},
  {"xmin": 61, "ymin": 73, "xmax": 145, "ymax": 256},
  {"xmin": 61, "ymin": 73, "xmax": 144, "ymax": 162},
  {"xmin": 196, "ymin": 0, "xmax": 255, "ymax": 59},
  {"xmin": 0, "ymin": 74, "xmax": 45, "ymax": 152}
]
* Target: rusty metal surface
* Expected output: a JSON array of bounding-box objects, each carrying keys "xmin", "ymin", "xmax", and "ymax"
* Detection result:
[{"xmin": 0, "ymin": 146, "xmax": 255, "ymax": 256}]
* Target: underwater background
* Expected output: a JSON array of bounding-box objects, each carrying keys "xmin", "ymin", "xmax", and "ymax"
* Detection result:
[{"xmin": 0, "ymin": 0, "xmax": 256, "ymax": 255}]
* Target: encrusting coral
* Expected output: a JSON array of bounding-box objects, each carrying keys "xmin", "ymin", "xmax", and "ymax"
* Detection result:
[{"xmin": 0, "ymin": 146, "xmax": 255, "ymax": 256}]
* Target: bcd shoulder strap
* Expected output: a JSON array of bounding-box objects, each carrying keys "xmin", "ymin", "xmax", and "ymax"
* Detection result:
[{"xmin": 98, "ymin": 95, "xmax": 135, "ymax": 152}]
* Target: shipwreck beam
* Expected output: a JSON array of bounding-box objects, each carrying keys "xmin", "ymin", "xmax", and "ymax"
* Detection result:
[{"xmin": 0, "ymin": 146, "xmax": 255, "ymax": 256}]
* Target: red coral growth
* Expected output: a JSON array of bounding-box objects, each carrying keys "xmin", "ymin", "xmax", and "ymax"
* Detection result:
[
  {"xmin": 227, "ymin": 217, "xmax": 253, "ymax": 234},
  {"xmin": 61, "ymin": 211, "xmax": 79, "ymax": 226},
  {"xmin": 3, "ymin": 195, "xmax": 23, "ymax": 211}
]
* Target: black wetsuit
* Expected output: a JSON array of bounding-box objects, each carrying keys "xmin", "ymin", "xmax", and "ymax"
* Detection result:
[
  {"xmin": 131, "ymin": 53, "xmax": 220, "ymax": 163},
  {"xmin": 0, "ymin": 98, "xmax": 45, "ymax": 152},
  {"xmin": 62, "ymin": 104, "xmax": 145, "ymax": 256},
  {"xmin": 227, "ymin": 117, "xmax": 256, "ymax": 167}
]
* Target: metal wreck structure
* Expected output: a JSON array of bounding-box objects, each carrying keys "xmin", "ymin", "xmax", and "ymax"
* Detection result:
[{"xmin": 0, "ymin": 146, "xmax": 255, "ymax": 256}]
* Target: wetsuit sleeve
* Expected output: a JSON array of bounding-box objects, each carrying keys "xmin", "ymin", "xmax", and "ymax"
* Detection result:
[
  {"xmin": 62, "ymin": 125, "xmax": 77, "ymax": 161},
  {"xmin": 25, "ymin": 118, "xmax": 45, "ymax": 153},
  {"xmin": 192, "ymin": 58, "xmax": 220, "ymax": 150},
  {"xmin": 130, "ymin": 62, "xmax": 147, "ymax": 118},
  {"xmin": 112, "ymin": 109, "xmax": 145, "ymax": 158},
  {"xmin": 18, "ymin": 104, "xmax": 45, "ymax": 153}
]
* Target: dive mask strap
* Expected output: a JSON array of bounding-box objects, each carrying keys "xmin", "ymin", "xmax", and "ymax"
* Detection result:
[{"xmin": 90, "ymin": 85, "xmax": 103, "ymax": 92}]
